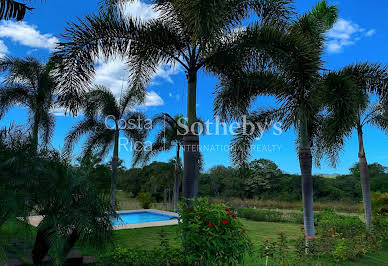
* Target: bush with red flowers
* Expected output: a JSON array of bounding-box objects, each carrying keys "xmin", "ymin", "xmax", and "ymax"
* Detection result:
[
  {"xmin": 177, "ymin": 198, "xmax": 252, "ymax": 265},
  {"xmin": 372, "ymin": 212, "xmax": 388, "ymax": 241}
]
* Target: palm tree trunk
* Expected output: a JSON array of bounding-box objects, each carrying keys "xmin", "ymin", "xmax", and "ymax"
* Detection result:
[
  {"xmin": 298, "ymin": 123, "xmax": 315, "ymax": 238},
  {"xmin": 357, "ymin": 126, "xmax": 372, "ymax": 230},
  {"xmin": 110, "ymin": 129, "xmax": 120, "ymax": 208},
  {"xmin": 32, "ymin": 226, "xmax": 54, "ymax": 264},
  {"xmin": 32, "ymin": 115, "xmax": 40, "ymax": 152},
  {"xmin": 183, "ymin": 70, "xmax": 199, "ymax": 201},
  {"xmin": 173, "ymin": 144, "xmax": 181, "ymax": 211}
]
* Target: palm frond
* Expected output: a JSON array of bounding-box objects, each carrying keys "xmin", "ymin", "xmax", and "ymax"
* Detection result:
[
  {"xmin": 64, "ymin": 119, "xmax": 108, "ymax": 155},
  {"xmin": 84, "ymin": 86, "xmax": 120, "ymax": 119},
  {"xmin": 84, "ymin": 127, "xmax": 115, "ymax": 158},
  {"xmin": 0, "ymin": 85, "xmax": 30, "ymax": 118},
  {"xmin": 230, "ymin": 108, "xmax": 283, "ymax": 166},
  {"xmin": 0, "ymin": 0, "xmax": 33, "ymax": 21},
  {"xmin": 54, "ymin": 13, "xmax": 136, "ymax": 113}
]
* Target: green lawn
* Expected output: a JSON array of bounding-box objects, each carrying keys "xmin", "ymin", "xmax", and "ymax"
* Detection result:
[{"xmin": 1, "ymin": 217, "xmax": 388, "ymax": 265}]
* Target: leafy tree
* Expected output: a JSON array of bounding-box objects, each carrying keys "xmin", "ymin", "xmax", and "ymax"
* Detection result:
[
  {"xmin": 0, "ymin": 57, "xmax": 57, "ymax": 152},
  {"xmin": 77, "ymin": 152, "xmax": 112, "ymax": 194},
  {"xmin": 54, "ymin": 0, "xmax": 295, "ymax": 201},
  {"xmin": 214, "ymin": 0, "xmax": 338, "ymax": 237},
  {"xmin": 320, "ymin": 63, "xmax": 388, "ymax": 230},
  {"xmin": 245, "ymin": 159, "xmax": 282, "ymax": 197},
  {"xmin": 64, "ymin": 86, "xmax": 147, "ymax": 208}
]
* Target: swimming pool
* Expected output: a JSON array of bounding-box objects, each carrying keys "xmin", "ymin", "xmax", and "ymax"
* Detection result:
[{"xmin": 112, "ymin": 210, "xmax": 178, "ymax": 226}]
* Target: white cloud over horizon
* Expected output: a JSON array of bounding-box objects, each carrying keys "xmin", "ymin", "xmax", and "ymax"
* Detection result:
[
  {"xmin": 326, "ymin": 18, "xmax": 376, "ymax": 53},
  {"xmin": 0, "ymin": 21, "xmax": 58, "ymax": 51}
]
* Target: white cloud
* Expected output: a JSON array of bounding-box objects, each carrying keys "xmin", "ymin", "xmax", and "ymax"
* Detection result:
[
  {"xmin": 93, "ymin": 56, "xmax": 181, "ymax": 107},
  {"xmin": 0, "ymin": 40, "xmax": 8, "ymax": 57},
  {"xmin": 0, "ymin": 21, "xmax": 58, "ymax": 50},
  {"xmin": 365, "ymin": 29, "xmax": 376, "ymax": 37},
  {"xmin": 120, "ymin": 0, "xmax": 159, "ymax": 21},
  {"xmin": 145, "ymin": 91, "xmax": 164, "ymax": 106},
  {"xmin": 326, "ymin": 18, "xmax": 376, "ymax": 53}
]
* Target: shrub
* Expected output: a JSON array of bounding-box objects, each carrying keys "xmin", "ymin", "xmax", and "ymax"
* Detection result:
[
  {"xmin": 315, "ymin": 209, "xmax": 364, "ymax": 238},
  {"xmin": 98, "ymin": 247, "xmax": 186, "ymax": 266},
  {"xmin": 237, "ymin": 208, "xmax": 303, "ymax": 223},
  {"xmin": 136, "ymin": 192, "xmax": 153, "ymax": 209},
  {"xmin": 371, "ymin": 192, "xmax": 388, "ymax": 214},
  {"xmin": 372, "ymin": 212, "xmax": 388, "ymax": 241},
  {"xmin": 177, "ymin": 198, "xmax": 252, "ymax": 265}
]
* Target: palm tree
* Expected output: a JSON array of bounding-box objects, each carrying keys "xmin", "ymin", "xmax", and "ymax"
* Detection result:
[
  {"xmin": 214, "ymin": 0, "xmax": 338, "ymax": 238},
  {"xmin": 0, "ymin": 56, "xmax": 57, "ymax": 152},
  {"xmin": 64, "ymin": 86, "xmax": 147, "ymax": 208},
  {"xmin": 54, "ymin": 0, "xmax": 298, "ymax": 201},
  {"xmin": 320, "ymin": 63, "xmax": 388, "ymax": 230},
  {"xmin": 133, "ymin": 113, "xmax": 183, "ymax": 211},
  {"xmin": 0, "ymin": 0, "xmax": 33, "ymax": 20}
]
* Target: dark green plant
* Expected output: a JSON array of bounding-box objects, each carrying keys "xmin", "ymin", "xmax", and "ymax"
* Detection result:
[{"xmin": 64, "ymin": 85, "xmax": 148, "ymax": 208}]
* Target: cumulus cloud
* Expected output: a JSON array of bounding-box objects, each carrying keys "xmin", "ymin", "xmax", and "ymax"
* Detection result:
[
  {"xmin": 93, "ymin": 56, "xmax": 182, "ymax": 107},
  {"xmin": 0, "ymin": 21, "xmax": 58, "ymax": 50},
  {"xmin": 326, "ymin": 18, "xmax": 376, "ymax": 53},
  {"xmin": 120, "ymin": 0, "xmax": 159, "ymax": 21},
  {"xmin": 0, "ymin": 40, "xmax": 8, "ymax": 57}
]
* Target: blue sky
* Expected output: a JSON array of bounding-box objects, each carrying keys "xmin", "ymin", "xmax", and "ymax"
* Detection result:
[{"xmin": 0, "ymin": 0, "xmax": 387, "ymax": 174}]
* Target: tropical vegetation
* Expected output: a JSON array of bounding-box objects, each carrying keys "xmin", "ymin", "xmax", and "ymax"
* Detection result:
[{"xmin": 0, "ymin": 0, "xmax": 388, "ymax": 265}]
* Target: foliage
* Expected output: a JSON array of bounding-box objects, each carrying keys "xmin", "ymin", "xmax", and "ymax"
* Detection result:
[
  {"xmin": 121, "ymin": 161, "xmax": 175, "ymax": 202},
  {"xmin": 372, "ymin": 212, "xmax": 388, "ymax": 241},
  {"xmin": 177, "ymin": 198, "xmax": 252, "ymax": 265},
  {"xmin": 237, "ymin": 208, "xmax": 303, "ymax": 224},
  {"xmin": 315, "ymin": 209, "xmax": 364, "ymax": 238},
  {"xmin": 371, "ymin": 192, "xmax": 388, "ymax": 214},
  {"xmin": 259, "ymin": 232, "xmax": 292, "ymax": 265},
  {"xmin": 136, "ymin": 192, "xmax": 153, "ymax": 209},
  {"xmin": 0, "ymin": 128, "xmax": 115, "ymax": 264}
]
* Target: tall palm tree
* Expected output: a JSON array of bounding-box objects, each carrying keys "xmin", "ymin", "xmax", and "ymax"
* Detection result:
[
  {"xmin": 133, "ymin": 113, "xmax": 184, "ymax": 211},
  {"xmin": 64, "ymin": 86, "xmax": 147, "ymax": 208},
  {"xmin": 0, "ymin": 56, "xmax": 57, "ymax": 152},
  {"xmin": 214, "ymin": 0, "xmax": 338, "ymax": 238},
  {"xmin": 320, "ymin": 63, "xmax": 388, "ymax": 230},
  {"xmin": 0, "ymin": 0, "xmax": 33, "ymax": 20},
  {"xmin": 54, "ymin": 0, "xmax": 298, "ymax": 201}
]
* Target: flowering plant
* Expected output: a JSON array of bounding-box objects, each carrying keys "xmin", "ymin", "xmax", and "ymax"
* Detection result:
[{"xmin": 177, "ymin": 198, "xmax": 252, "ymax": 265}]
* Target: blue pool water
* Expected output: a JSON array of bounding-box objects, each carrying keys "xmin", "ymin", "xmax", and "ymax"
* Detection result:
[{"xmin": 112, "ymin": 211, "xmax": 177, "ymax": 226}]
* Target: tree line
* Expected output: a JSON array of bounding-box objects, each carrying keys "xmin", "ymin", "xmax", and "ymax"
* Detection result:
[{"xmin": 116, "ymin": 158, "xmax": 388, "ymax": 204}]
